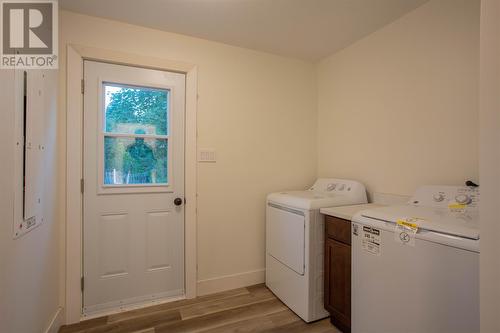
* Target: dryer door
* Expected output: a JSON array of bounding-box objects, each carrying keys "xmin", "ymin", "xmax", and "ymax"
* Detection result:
[{"xmin": 266, "ymin": 203, "xmax": 305, "ymax": 275}]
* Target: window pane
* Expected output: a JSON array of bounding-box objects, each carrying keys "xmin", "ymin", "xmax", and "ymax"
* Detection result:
[
  {"xmin": 104, "ymin": 136, "xmax": 168, "ymax": 185},
  {"xmin": 104, "ymin": 83, "xmax": 169, "ymax": 135}
]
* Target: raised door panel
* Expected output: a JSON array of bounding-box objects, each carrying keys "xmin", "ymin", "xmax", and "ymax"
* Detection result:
[
  {"xmin": 325, "ymin": 216, "xmax": 351, "ymax": 245},
  {"xmin": 98, "ymin": 213, "xmax": 130, "ymax": 278},
  {"xmin": 325, "ymin": 238, "xmax": 351, "ymax": 333},
  {"xmin": 146, "ymin": 211, "xmax": 173, "ymax": 272}
]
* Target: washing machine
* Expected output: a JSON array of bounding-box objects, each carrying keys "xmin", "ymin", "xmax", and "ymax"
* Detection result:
[
  {"xmin": 266, "ymin": 178, "xmax": 367, "ymax": 322},
  {"xmin": 351, "ymin": 185, "xmax": 480, "ymax": 333}
]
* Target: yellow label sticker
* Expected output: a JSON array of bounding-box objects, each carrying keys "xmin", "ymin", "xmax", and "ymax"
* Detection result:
[
  {"xmin": 448, "ymin": 203, "xmax": 466, "ymax": 209},
  {"xmin": 396, "ymin": 219, "xmax": 419, "ymax": 230},
  {"xmin": 395, "ymin": 219, "xmax": 419, "ymax": 246}
]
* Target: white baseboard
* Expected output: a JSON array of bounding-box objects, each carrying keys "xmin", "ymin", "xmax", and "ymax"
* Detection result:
[
  {"xmin": 44, "ymin": 307, "xmax": 64, "ymax": 333},
  {"xmin": 197, "ymin": 269, "xmax": 265, "ymax": 296}
]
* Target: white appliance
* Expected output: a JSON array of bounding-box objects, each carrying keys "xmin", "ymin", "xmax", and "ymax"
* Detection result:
[
  {"xmin": 351, "ymin": 185, "xmax": 480, "ymax": 333},
  {"xmin": 266, "ymin": 178, "xmax": 367, "ymax": 322}
]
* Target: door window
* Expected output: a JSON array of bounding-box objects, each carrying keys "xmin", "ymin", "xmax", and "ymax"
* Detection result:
[{"xmin": 102, "ymin": 83, "xmax": 170, "ymax": 186}]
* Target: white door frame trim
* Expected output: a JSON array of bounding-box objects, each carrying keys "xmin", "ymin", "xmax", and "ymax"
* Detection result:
[{"xmin": 65, "ymin": 44, "xmax": 198, "ymax": 324}]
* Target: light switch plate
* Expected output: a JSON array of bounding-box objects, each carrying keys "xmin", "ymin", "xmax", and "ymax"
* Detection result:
[{"xmin": 198, "ymin": 149, "xmax": 216, "ymax": 162}]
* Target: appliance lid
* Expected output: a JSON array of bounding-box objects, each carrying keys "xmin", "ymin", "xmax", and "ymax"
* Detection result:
[
  {"xmin": 267, "ymin": 191, "xmax": 362, "ymax": 210},
  {"xmin": 267, "ymin": 178, "xmax": 368, "ymax": 210},
  {"xmin": 360, "ymin": 205, "xmax": 479, "ymax": 240},
  {"xmin": 277, "ymin": 191, "xmax": 334, "ymax": 200}
]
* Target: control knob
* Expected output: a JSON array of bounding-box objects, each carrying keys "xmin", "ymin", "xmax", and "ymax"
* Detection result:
[
  {"xmin": 455, "ymin": 194, "xmax": 471, "ymax": 205},
  {"xmin": 433, "ymin": 193, "xmax": 445, "ymax": 202}
]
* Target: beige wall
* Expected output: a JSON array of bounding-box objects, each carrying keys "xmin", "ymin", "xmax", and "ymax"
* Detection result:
[
  {"xmin": 58, "ymin": 10, "xmax": 317, "ymax": 292},
  {"xmin": 479, "ymin": 0, "xmax": 500, "ymax": 331},
  {"xmin": 317, "ymin": 0, "xmax": 480, "ymax": 197},
  {"xmin": 0, "ymin": 71, "xmax": 60, "ymax": 332}
]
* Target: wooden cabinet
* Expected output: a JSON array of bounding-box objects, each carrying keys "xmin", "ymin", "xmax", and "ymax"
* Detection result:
[{"xmin": 324, "ymin": 216, "xmax": 351, "ymax": 333}]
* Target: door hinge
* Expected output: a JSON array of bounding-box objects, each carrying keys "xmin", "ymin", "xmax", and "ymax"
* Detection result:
[
  {"xmin": 81, "ymin": 276, "xmax": 84, "ymax": 292},
  {"xmin": 80, "ymin": 179, "xmax": 84, "ymax": 194},
  {"xmin": 81, "ymin": 79, "xmax": 85, "ymax": 94}
]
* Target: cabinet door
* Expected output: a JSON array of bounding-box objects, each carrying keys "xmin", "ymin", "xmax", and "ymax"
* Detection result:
[{"xmin": 325, "ymin": 238, "xmax": 351, "ymax": 332}]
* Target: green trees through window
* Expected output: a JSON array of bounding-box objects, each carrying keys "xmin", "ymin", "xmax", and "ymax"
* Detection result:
[{"xmin": 103, "ymin": 84, "xmax": 169, "ymax": 185}]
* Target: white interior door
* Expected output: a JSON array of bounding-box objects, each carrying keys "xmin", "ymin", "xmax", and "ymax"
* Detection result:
[{"xmin": 83, "ymin": 61, "xmax": 186, "ymax": 314}]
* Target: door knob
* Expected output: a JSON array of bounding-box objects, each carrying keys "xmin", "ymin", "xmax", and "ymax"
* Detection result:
[{"xmin": 174, "ymin": 198, "xmax": 183, "ymax": 206}]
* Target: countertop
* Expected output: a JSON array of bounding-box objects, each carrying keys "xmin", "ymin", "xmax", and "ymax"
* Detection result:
[{"xmin": 320, "ymin": 203, "xmax": 385, "ymax": 221}]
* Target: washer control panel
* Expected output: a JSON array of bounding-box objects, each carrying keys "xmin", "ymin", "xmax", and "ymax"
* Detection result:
[
  {"xmin": 308, "ymin": 178, "xmax": 364, "ymax": 196},
  {"xmin": 326, "ymin": 183, "xmax": 336, "ymax": 191},
  {"xmin": 410, "ymin": 185, "xmax": 479, "ymax": 210},
  {"xmin": 313, "ymin": 182, "xmax": 351, "ymax": 192}
]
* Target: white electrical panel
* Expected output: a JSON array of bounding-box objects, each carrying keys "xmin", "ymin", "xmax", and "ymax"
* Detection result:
[{"xmin": 13, "ymin": 70, "xmax": 46, "ymax": 239}]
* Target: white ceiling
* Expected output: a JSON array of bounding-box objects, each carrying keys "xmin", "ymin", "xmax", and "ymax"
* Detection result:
[{"xmin": 59, "ymin": 0, "xmax": 429, "ymax": 62}]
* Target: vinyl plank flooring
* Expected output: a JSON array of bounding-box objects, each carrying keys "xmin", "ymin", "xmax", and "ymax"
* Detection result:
[
  {"xmin": 155, "ymin": 298, "xmax": 287, "ymax": 333},
  {"xmin": 84, "ymin": 309, "xmax": 180, "ymax": 333},
  {"xmin": 130, "ymin": 329, "xmax": 155, "ymax": 333},
  {"xmin": 179, "ymin": 287, "xmax": 275, "ymax": 320},
  {"xmin": 260, "ymin": 319, "xmax": 339, "ymax": 333},
  {"xmin": 198, "ymin": 309, "xmax": 301, "ymax": 333},
  {"xmin": 107, "ymin": 287, "xmax": 250, "ymax": 324},
  {"xmin": 60, "ymin": 317, "xmax": 109, "ymax": 333},
  {"xmin": 59, "ymin": 284, "xmax": 340, "ymax": 333}
]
